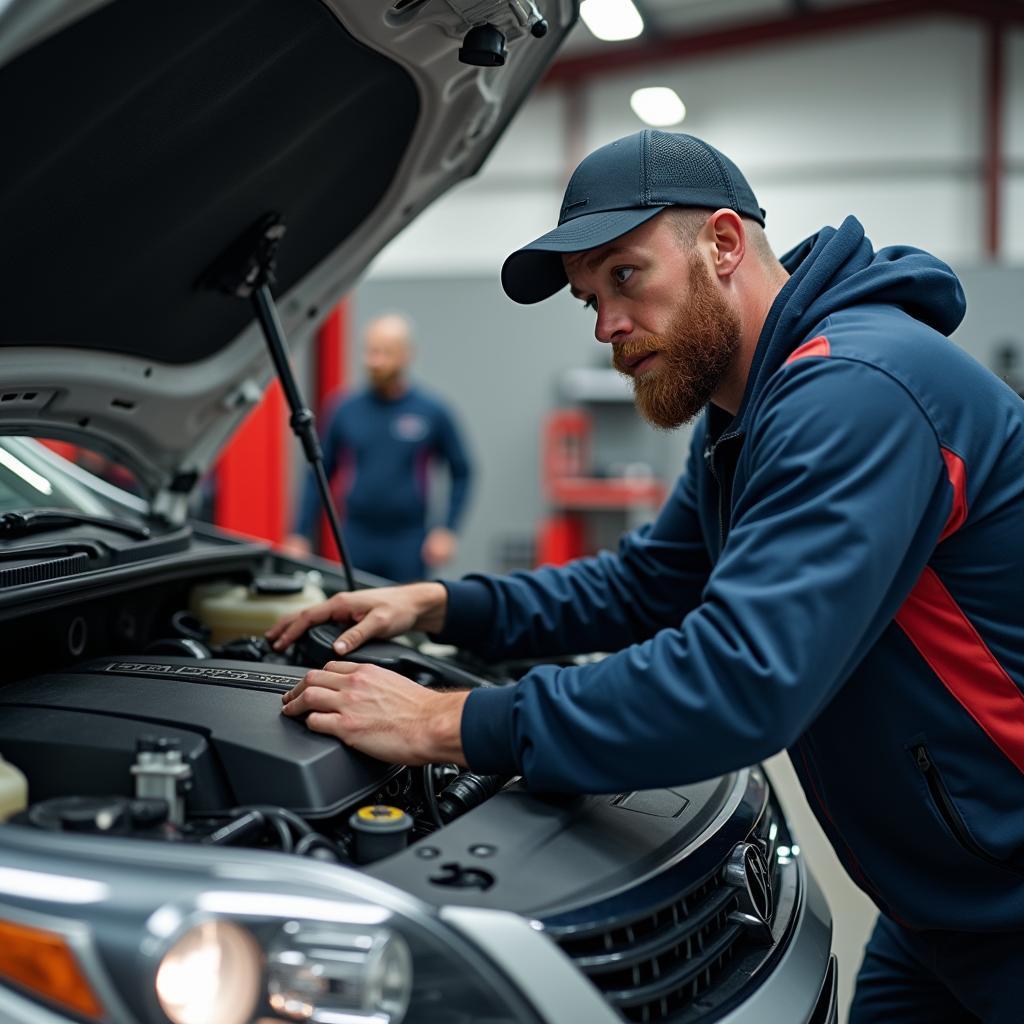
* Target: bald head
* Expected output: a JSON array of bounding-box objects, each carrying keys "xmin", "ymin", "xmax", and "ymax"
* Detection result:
[{"xmin": 364, "ymin": 314, "xmax": 413, "ymax": 396}]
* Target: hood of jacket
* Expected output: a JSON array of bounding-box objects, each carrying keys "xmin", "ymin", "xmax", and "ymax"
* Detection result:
[{"xmin": 717, "ymin": 214, "xmax": 967, "ymax": 439}]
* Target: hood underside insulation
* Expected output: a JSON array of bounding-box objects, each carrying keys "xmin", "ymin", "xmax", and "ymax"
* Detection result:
[{"xmin": 0, "ymin": 0, "xmax": 419, "ymax": 365}]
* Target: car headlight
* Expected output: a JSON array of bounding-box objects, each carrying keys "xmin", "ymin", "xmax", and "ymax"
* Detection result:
[
  {"xmin": 265, "ymin": 922, "xmax": 412, "ymax": 1023},
  {"xmin": 140, "ymin": 886, "xmax": 539, "ymax": 1024},
  {"xmin": 155, "ymin": 920, "xmax": 262, "ymax": 1024},
  {"xmin": 0, "ymin": 834, "xmax": 539, "ymax": 1024}
]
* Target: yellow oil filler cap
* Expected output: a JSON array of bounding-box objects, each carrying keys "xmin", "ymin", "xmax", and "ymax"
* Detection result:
[{"xmin": 349, "ymin": 805, "xmax": 413, "ymax": 864}]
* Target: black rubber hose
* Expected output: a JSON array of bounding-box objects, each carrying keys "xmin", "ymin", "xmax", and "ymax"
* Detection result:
[
  {"xmin": 294, "ymin": 832, "xmax": 342, "ymax": 861},
  {"xmin": 231, "ymin": 805, "xmax": 314, "ymax": 837},
  {"xmin": 202, "ymin": 810, "xmax": 265, "ymax": 846},
  {"xmin": 229, "ymin": 805, "xmax": 309, "ymax": 852},
  {"xmin": 422, "ymin": 766, "xmax": 443, "ymax": 829},
  {"xmin": 437, "ymin": 774, "xmax": 505, "ymax": 824}
]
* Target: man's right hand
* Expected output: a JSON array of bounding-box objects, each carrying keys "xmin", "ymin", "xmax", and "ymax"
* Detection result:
[
  {"xmin": 266, "ymin": 581, "xmax": 448, "ymax": 655},
  {"xmin": 279, "ymin": 535, "xmax": 312, "ymax": 559}
]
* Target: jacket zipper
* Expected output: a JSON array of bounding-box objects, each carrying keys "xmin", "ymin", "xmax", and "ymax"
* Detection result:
[
  {"xmin": 912, "ymin": 744, "xmax": 1024, "ymax": 877},
  {"xmin": 706, "ymin": 431, "xmax": 741, "ymax": 549},
  {"xmin": 705, "ymin": 446, "xmax": 726, "ymax": 548}
]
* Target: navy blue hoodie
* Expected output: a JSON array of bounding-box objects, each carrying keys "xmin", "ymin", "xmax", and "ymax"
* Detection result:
[
  {"xmin": 294, "ymin": 386, "xmax": 472, "ymax": 536},
  {"xmin": 441, "ymin": 216, "xmax": 1024, "ymax": 931}
]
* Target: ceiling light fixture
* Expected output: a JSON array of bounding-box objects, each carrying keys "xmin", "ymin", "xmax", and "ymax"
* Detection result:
[
  {"xmin": 630, "ymin": 87, "xmax": 686, "ymax": 127},
  {"xmin": 580, "ymin": 0, "xmax": 644, "ymax": 42}
]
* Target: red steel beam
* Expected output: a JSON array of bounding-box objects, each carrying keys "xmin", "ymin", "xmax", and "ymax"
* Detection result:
[
  {"xmin": 215, "ymin": 380, "xmax": 288, "ymax": 544},
  {"xmin": 315, "ymin": 299, "xmax": 349, "ymax": 560},
  {"xmin": 316, "ymin": 299, "xmax": 348, "ymax": 417},
  {"xmin": 545, "ymin": 0, "xmax": 1024, "ymax": 84}
]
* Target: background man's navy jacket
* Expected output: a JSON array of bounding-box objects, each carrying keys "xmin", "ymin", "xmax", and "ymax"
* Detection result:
[{"xmin": 439, "ymin": 216, "xmax": 1024, "ymax": 932}]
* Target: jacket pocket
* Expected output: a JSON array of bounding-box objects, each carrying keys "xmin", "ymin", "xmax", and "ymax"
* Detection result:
[{"xmin": 910, "ymin": 741, "xmax": 1024, "ymax": 878}]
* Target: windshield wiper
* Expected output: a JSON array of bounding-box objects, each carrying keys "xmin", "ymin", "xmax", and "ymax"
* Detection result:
[{"xmin": 0, "ymin": 509, "xmax": 150, "ymax": 540}]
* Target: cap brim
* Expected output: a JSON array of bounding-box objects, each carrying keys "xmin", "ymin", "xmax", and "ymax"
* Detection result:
[{"xmin": 501, "ymin": 207, "xmax": 665, "ymax": 304}]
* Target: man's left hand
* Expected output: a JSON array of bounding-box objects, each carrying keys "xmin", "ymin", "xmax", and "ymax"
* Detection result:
[
  {"xmin": 281, "ymin": 661, "xmax": 469, "ymax": 766},
  {"xmin": 422, "ymin": 527, "xmax": 457, "ymax": 568}
]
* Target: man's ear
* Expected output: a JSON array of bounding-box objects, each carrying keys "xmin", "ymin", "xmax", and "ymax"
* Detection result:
[{"xmin": 706, "ymin": 209, "xmax": 745, "ymax": 280}]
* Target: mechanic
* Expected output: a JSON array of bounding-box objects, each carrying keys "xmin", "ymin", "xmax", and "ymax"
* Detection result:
[
  {"xmin": 283, "ymin": 313, "xmax": 472, "ymax": 581},
  {"xmin": 269, "ymin": 131, "xmax": 1024, "ymax": 1022}
]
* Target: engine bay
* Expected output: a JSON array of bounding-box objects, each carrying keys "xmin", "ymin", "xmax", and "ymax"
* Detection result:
[
  {"xmin": 0, "ymin": 554, "xmax": 754, "ymax": 927},
  {"xmin": 0, "ymin": 564, "xmax": 511, "ymax": 869}
]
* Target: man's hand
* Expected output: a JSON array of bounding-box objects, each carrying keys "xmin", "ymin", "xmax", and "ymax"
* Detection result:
[
  {"xmin": 279, "ymin": 534, "xmax": 312, "ymax": 559},
  {"xmin": 281, "ymin": 661, "xmax": 469, "ymax": 766},
  {"xmin": 266, "ymin": 582, "xmax": 448, "ymax": 655},
  {"xmin": 421, "ymin": 527, "xmax": 457, "ymax": 568}
]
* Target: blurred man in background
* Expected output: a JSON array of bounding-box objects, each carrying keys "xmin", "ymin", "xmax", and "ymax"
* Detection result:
[{"xmin": 283, "ymin": 314, "xmax": 472, "ymax": 581}]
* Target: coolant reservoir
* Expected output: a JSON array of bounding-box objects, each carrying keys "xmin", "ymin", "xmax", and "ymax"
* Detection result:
[
  {"xmin": 0, "ymin": 755, "xmax": 27, "ymax": 821},
  {"xmin": 190, "ymin": 573, "xmax": 327, "ymax": 645}
]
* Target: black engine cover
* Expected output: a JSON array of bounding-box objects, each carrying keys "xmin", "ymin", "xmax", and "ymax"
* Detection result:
[{"xmin": 0, "ymin": 656, "xmax": 397, "ymax": 818}]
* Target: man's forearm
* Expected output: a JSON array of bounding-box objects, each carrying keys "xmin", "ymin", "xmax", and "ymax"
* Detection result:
[
  {"xmin": 422, "ymin": 690, "xmax": 471, "ymax": 766},
  {"xmin": 410, "ymin": 580, "xmax": 448, "ymax": 635}
]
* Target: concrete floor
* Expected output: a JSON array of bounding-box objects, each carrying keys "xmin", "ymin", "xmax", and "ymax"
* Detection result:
[{"xmin": 764, "ymin": 753, "xmax": 878, "ymax": 1024}]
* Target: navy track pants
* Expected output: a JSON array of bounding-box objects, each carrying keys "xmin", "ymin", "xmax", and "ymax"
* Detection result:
[{"xmin": 849, "ymin": 914, "xmax": 1024, "ymax": 1023}]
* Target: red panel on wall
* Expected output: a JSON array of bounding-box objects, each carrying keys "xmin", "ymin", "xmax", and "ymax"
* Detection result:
[
  {"xmin": 215, "ymin": 380, "xmax": 288, "ymax": 544},
  {"xmin": 317, "ymin": 300, "xmax": 348, "ymax": 560}
]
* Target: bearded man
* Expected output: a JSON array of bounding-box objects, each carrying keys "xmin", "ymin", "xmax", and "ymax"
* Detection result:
[{"xmin": 269, "ymin": 131, "xmax": 1024, "ymax": 1022}]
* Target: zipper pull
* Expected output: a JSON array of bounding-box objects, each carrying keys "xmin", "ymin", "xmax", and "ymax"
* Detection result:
[{"xmin": 913, "ymin": 745, "xmax": 931, "ymax": 772}]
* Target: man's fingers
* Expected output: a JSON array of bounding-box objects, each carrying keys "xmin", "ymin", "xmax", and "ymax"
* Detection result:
[
  {"xmin": 281, "ymin": 663, "xmax": 358, "ymax": 704},
  {"xmin": 304, "ymin": 711, "xmax": 337, "ymax": 737},
  {"xmin": 323, "ymin": 660, "xmax": 361, "ymax": 675},
  {"xmin": 332, "ymin": 609, "xmax": 389, "ymax": 655},
  {"xmin": 281, "ymin": 684, "xmax": 343, "ymax": 717},
  {"xmin": 280, "ymin": 684, "xmax": 344, "ymax": 724},
  {"xmin": 268, "ymin": 597, "xmax": 348, "ymax": 651}
]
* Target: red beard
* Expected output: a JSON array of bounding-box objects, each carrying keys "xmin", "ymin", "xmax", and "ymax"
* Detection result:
[{"xmin": 613, "ymin": 256, "xmax": 741, "ymax": 429}]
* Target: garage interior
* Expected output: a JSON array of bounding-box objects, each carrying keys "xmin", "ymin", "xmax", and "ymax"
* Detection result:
[{"xmin": 191, "ymin": 3, "xmax": 1024, "ymax": 1020}]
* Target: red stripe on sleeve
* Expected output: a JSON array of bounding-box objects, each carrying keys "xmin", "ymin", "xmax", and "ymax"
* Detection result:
[
  {"xmin": 785, "ymin": 335, "xmax": 831, "ymax": 365},
  {"xmin": 895, "ymin": 567, "xmax": 1024, "ymax": 774},
  {"xmin": 939, "ymin": 448, "xmax": 968, "ymax": 541},
  {"xmin": 895, "ymin": 445, "xmax": 1024, "ymax": 772}
]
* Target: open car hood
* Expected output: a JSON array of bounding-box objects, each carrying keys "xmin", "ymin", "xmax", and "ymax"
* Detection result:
[{"xmin": 0, "ymin": 0, "xmax": 573, "ymax": 520}]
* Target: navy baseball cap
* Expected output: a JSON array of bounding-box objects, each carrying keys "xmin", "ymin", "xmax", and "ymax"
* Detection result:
[{"xmin": 501, "ymin": 130, "xmax": 766, "ymax": 304}]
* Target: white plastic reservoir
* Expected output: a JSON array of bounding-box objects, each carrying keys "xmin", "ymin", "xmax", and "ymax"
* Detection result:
[{"xmin": 190, "ymin": 574, "xmax": 327, "ymax": 644}]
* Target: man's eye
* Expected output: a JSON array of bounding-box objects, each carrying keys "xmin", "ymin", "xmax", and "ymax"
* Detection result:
[
  {"xmin": 613, "ymin": 266, "xmax": 634, "ymax": 285},
  {"xmin": 581, "ymin": 296, "xmax": 597, "ymax": 312}
]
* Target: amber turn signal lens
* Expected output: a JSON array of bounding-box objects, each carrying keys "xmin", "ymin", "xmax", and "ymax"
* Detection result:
[{"xmin": 0, "ymin": 919, "xmax": 104, "ymax": 1019}]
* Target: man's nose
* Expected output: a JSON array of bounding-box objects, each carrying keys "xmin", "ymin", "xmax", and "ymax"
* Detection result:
[{"xmin": 594, "ymin": 302, "xmax": 632, "ymax": 344}]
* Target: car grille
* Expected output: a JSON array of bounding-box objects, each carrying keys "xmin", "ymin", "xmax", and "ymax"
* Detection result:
[{"xmin": 548, "ymin": 803, "xmax": 779, "ymax": 1023}]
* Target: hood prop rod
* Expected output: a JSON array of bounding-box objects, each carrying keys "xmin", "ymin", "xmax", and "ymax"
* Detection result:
[{"xmin": 200, "ymin": 214, "xmax": 355, "ymax": 591}]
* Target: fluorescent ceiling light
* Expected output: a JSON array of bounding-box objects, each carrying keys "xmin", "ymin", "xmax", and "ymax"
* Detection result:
[
  {"xmin": 630, "ymin": 87, "xmax": 686, "ymax": 127},
  {"xmin": 580, "ymin": 0, "xmax": 644, "ymax": 42}
]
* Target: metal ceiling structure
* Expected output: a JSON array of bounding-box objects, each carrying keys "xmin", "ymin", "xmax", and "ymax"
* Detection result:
[{"xmin": 544, "ymin": 0, "xmax": 1024, "ymax": 258}]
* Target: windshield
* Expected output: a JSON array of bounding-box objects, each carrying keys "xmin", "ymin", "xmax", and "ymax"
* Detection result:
[{"xmin": 0, "ymin": 438, "xmax": 147, "ymax": 520}]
